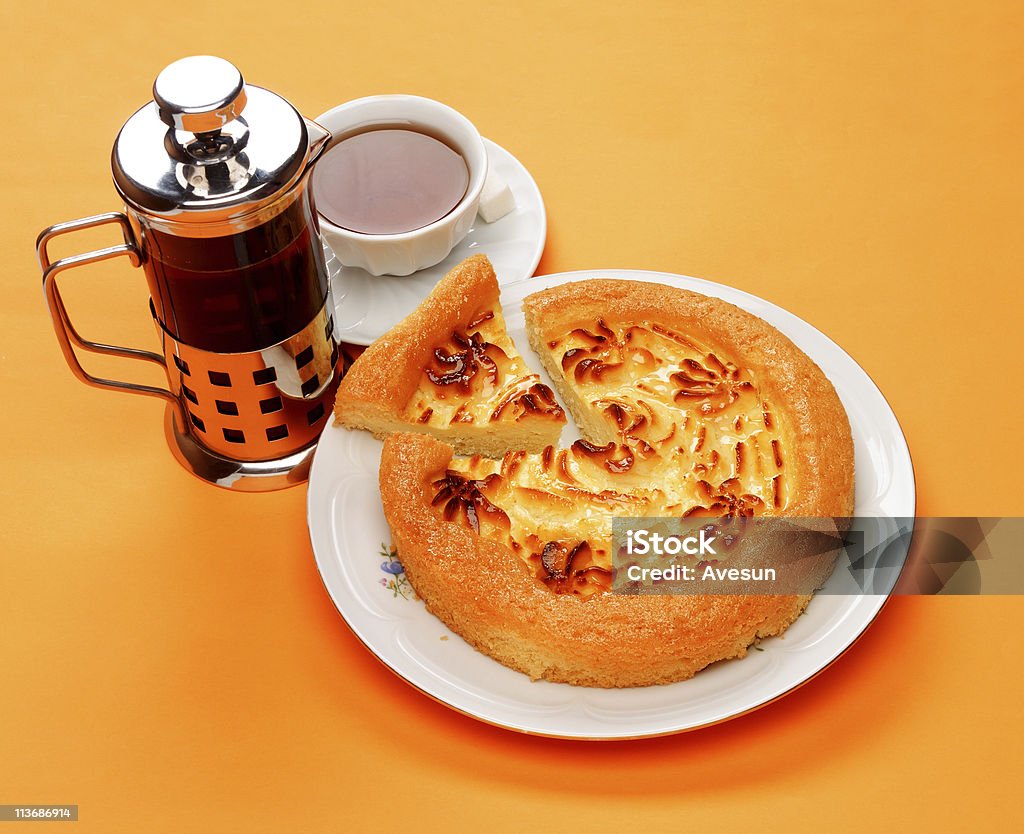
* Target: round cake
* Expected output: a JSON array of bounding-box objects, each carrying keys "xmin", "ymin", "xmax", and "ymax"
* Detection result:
[{"xmin": 372, "ymin": 277, "xmax": 854, "ymax": 688}]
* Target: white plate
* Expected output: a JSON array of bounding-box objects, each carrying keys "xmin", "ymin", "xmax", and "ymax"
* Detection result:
[
  {"xmin": 327, "ymin": 138, "xmax": 546, "ymax": 346},
  {"xmin": 308, "ymin": 270, "xmax": 916, "ymax": 739}
]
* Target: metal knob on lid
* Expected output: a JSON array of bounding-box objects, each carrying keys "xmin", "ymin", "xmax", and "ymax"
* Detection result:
[
  {"xmin": 111, "ymin": 55, "xmax": 330, "ymax": 228},
  {"xmin": 153, "ymin": 56, "xmax": 248, "ymax": 134}
]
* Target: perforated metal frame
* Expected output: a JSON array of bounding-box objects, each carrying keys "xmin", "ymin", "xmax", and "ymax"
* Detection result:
[{"xmin": 154, "ymin": 295, "xmax": 340, "ymax": 464}]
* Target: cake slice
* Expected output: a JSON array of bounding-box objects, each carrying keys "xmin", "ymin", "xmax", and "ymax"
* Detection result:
[{"xmin": 333, "ymin": 254, "xmax": 565, "ymax": 456}]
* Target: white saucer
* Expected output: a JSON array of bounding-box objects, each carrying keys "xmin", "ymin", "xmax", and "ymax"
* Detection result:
[
  {"xmin": 308, "ymin": 269, "xmax": 916, "ymax": 739},
  {"xmin": 327, "ymin": 137, "xmax": 546, "ymax": 346}
]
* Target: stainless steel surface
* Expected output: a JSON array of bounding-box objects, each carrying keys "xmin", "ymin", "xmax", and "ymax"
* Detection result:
[
  {"xmin": 154, "ymin": 295, "xmax": 339, "ymax": 463},
  {"xmin": 36, "ymin": 211, "xmax": 339, "ymax": 487},
  {"xmin": 111, "ymin": 57, "xmax": 330, "ymax": 228},
  {"xmin": 36, "ymin": 213, "xmax": 186, "ymax": 427},
  {"xmin": 153, "ymin": 56, "xmax": 247, "ymax": 133},
  {"xmin": 164, "ymin": 404, "xmax": 319, "ymax": 492}
]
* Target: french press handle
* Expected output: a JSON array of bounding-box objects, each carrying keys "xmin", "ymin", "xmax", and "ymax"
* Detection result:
[{"xmin": 36, "ymin": 212, "xmax": 186, "ymax": 427}]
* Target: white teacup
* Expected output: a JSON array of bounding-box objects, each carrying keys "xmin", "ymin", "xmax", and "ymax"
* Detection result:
[{"xmin": 313, "ymin": 95, "xmax": 488, "ymax": 276}]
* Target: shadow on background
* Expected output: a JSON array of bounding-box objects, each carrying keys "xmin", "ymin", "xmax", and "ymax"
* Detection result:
[{"xmin": 304, "ymin": 540, "xmax": 926, "ymax": 799}]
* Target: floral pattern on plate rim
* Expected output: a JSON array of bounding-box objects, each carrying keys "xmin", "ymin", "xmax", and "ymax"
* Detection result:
[{"xmin": 378, "ymin": 543, "xmax": 415, "ymax": 600}]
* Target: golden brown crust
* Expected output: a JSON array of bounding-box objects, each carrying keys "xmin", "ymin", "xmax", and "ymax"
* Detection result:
[
  {"xmin": 335, "ymin": 254, "xmax": 500, "ymax": 419},
  {"xmin": 333, "ymin": 254, "xmax": 565, "ymax": 456},
  {"xmin": 381, "ymin": 432, "xmax": 813, "ymax": 688},
  {"xmin": 522, "ymin": 280, "xmax": 855, "ymax": 518}
]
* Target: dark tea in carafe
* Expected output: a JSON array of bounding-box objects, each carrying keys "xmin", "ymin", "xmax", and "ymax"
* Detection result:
[{"xmin": 141, "ymin": 192, "xmax": 330, "ymax": 354}]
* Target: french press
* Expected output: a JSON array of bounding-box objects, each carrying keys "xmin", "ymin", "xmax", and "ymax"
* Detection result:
[{"xmin": 37, "ymin": 56, "xmax": 340, "ymax": 491}]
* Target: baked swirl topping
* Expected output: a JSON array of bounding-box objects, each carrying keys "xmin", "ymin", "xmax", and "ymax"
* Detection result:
[
  {"xmin": 405, "ymin": 307, "xmax": 565, "ymax": 429},
  {"xmin": 430, "ymin": 316, "xmax": 790, "ymax": 596},
  {"xmin": 426, "ymin": 330, "xmax": 501, "ymax": 392},
  {"xmin": 333, "ymin": 255, "xmax": 566, "ymax": 459},
  {"xmin": 376, "ymin": 275, "xmax": 855, "ymax": 688}
]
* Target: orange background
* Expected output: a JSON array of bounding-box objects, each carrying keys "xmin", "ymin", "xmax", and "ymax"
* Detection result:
[{"xmin": 2, "ymin": 1, "xmax": 1022, "ymax": 831}]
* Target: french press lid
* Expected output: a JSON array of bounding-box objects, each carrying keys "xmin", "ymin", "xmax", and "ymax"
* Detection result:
[{"xmin": 111, "ymin": 55, "xmax": 322, "ymax": 223}]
